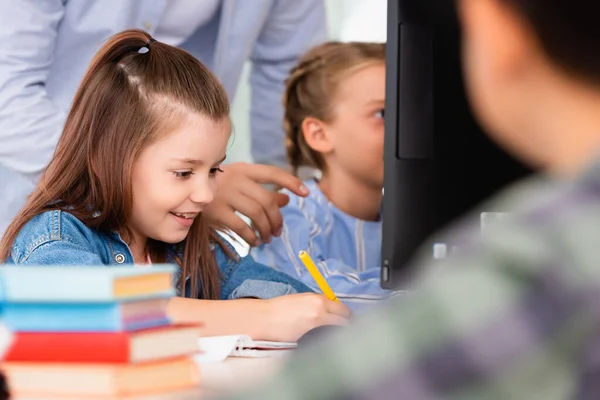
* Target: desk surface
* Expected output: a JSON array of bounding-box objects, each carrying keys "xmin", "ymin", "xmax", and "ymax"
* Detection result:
[{"xmin": 14, "ymin": 356, "xmax": 287, "ymax": 400}]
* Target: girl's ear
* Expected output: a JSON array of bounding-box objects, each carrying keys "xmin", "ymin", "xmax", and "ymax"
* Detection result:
[{"xmin": 301, "ymin": 117, "xmax": 334, "ymax": 154}]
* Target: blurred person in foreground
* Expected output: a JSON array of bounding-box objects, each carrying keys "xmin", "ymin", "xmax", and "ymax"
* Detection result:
[{"xmin": 226, "ymin": 0, "xmax": 600, "ymax": 398}]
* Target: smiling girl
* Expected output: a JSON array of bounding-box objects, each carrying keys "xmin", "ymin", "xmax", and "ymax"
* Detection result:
[{"xmin": 0, "ymin": 30, "xmax": 349, "ymax": 342}]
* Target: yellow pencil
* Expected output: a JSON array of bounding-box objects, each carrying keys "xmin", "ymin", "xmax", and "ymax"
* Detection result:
[{"xmin": 298, "ymin": 250, "xmax": 339, "ymax": 302}]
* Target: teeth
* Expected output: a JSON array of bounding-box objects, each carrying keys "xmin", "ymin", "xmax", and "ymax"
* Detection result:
[{"xmin": 172, "ymin": 212, "xmax": 197, "ymax": 219}]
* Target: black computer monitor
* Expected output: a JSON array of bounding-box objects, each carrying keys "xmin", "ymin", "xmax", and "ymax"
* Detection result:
[{"xmin": 380, "ymin": 0, "xmax": 532, "ymax": 289}]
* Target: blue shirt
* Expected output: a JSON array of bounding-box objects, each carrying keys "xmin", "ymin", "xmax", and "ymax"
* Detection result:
[
  {"xmin": 252, "ymin": 180, "xmax": 399, "ymax": 311},
  {"xmin": 5, "ymin": 210, "xmax": 312, "ymax": 300}
]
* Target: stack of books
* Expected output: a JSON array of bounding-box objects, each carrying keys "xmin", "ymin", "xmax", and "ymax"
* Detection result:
[{"xmin": 0, "ymin": 266, "xmax": 201, "ymax": 398}]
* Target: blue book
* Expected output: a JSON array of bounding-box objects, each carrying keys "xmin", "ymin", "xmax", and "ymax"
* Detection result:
[
  {"xmin": 1, "ymin": 296, "xmax": 172, "ymax": 332},
  {"xmin": 0, "ymin": 265, "xmax": 176, "ymax": 303}
]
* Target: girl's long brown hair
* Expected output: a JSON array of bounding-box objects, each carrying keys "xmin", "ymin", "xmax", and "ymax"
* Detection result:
[{"xmin": 0, "ymin": 29, "xmax": 230, "ymax": 299}]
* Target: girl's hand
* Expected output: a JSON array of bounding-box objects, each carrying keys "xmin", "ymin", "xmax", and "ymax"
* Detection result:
[{"xmin": 261, "ymin": 293, "xmax": 351, "ymax": 342}]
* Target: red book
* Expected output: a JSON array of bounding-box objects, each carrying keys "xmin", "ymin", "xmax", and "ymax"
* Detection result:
[{"xmin": 3, "ymin": 325, "xmax": 200, "ymax": 364}]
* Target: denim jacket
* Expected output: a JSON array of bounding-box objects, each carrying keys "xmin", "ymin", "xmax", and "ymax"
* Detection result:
[{"xmin": 4, "ymin": 210, "xmax": 312, "ymax": 300}]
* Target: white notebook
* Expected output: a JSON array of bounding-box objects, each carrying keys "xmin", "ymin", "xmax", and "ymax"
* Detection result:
[{"xmin": 195, "ymin": 335, "xmax": 296, "ymax": 364}]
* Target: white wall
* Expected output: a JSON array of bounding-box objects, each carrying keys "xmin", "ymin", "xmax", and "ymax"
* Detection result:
[
  {"xmin": 226, "ymin": 0, "xmax": 387, "ymax": 165},
  {"xmin": 326, "ymin": 0, "xmax": 387, "ymax": 42}
]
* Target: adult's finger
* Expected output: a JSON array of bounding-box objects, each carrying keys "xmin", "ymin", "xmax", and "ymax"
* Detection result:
[
  {"xmin": 239, "ymin": 181, "xmax": 286, "ymax": 239},
  {"xmin": 275, "ymin": 192, "xmax": 290, "ymax": 208},
  {"xmin": 223, "ymin": 191, "xmax": 272, "ymax": 244},
  {"xmin": 207, "ymin": 203, "xmax": 259, "ymax": 246},
  {"xmin": 243, "ymin": 164, "xmax": 309, "ymax": 197}
]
